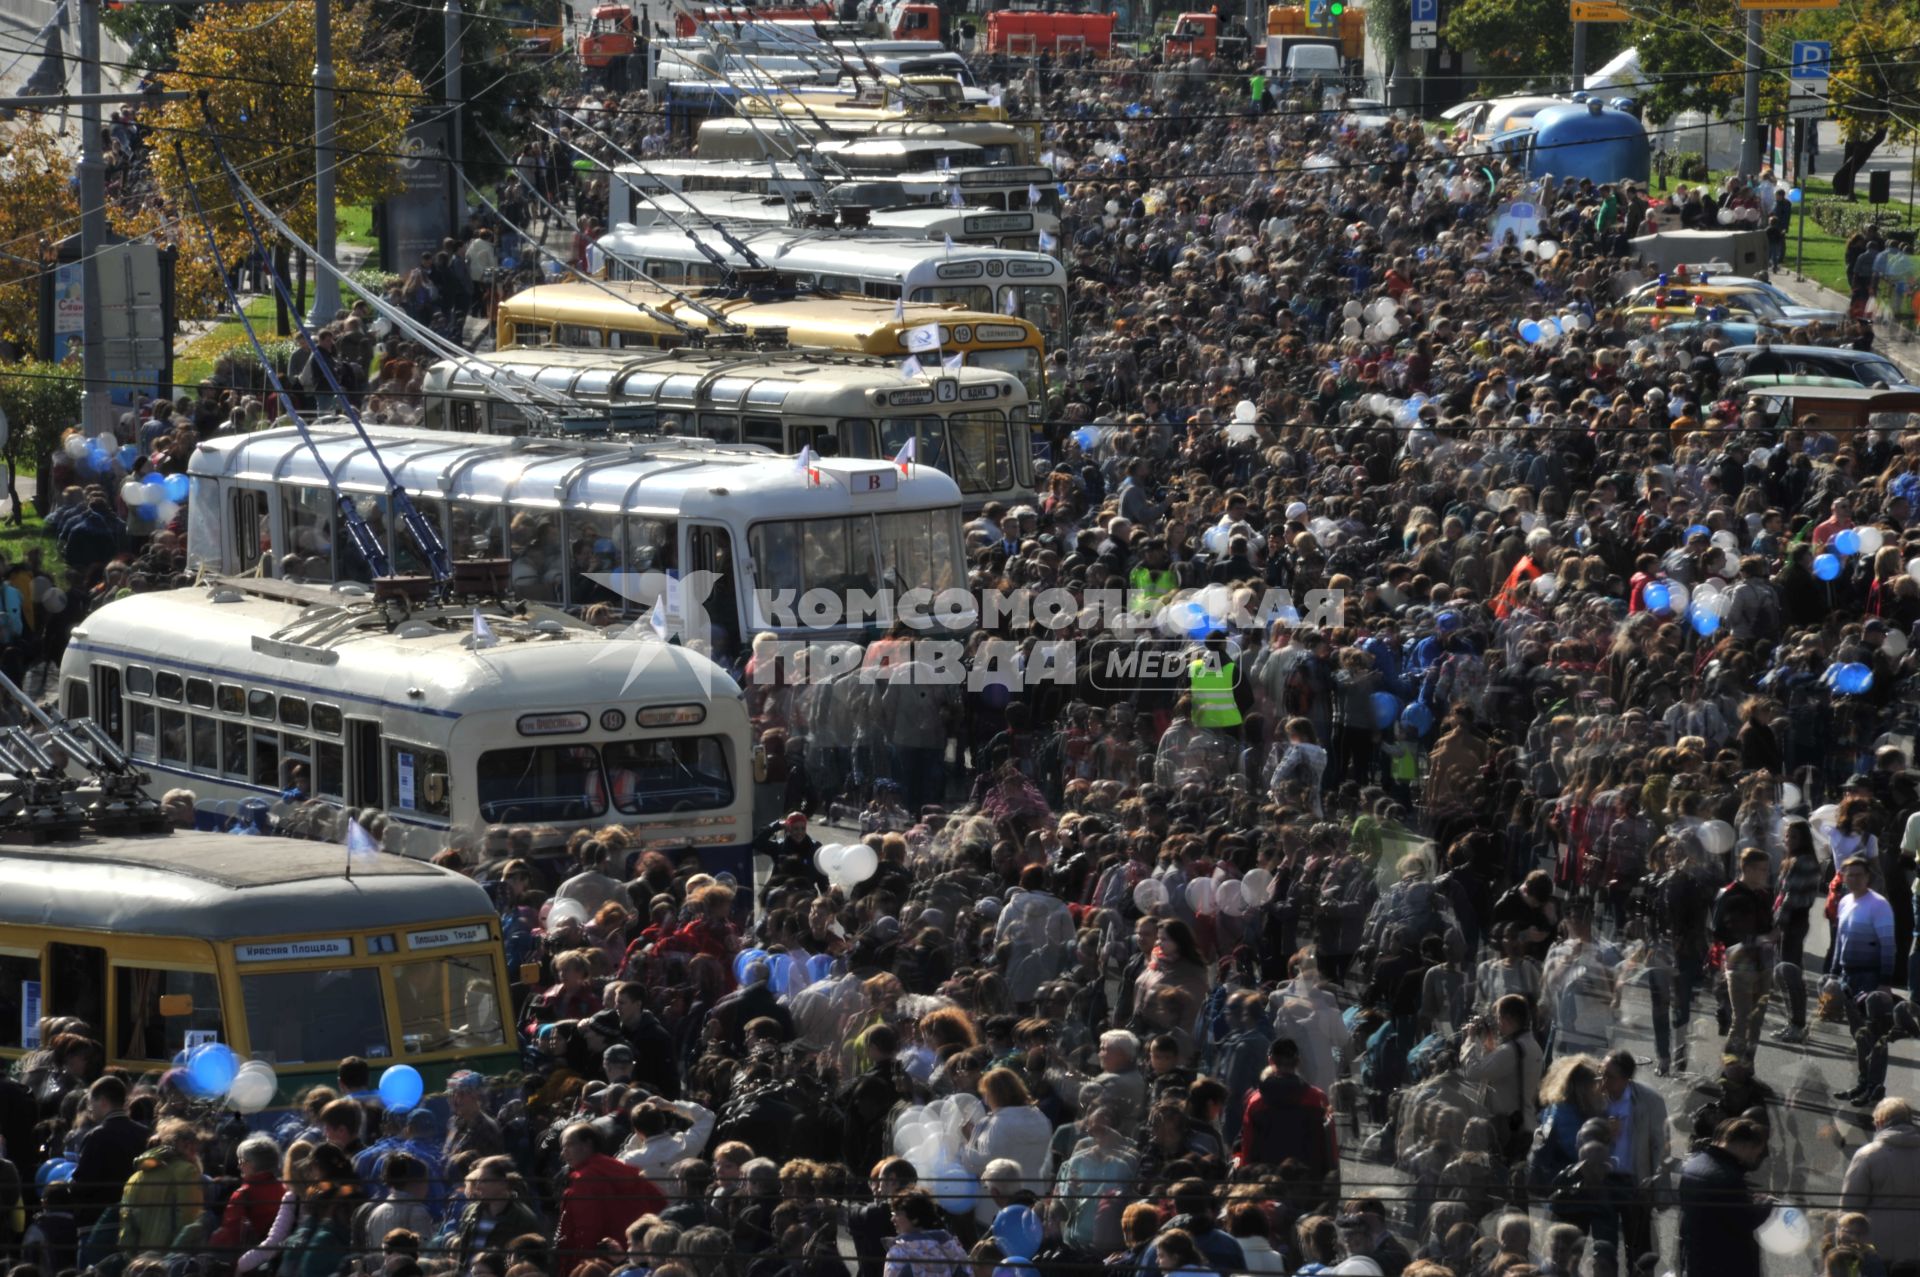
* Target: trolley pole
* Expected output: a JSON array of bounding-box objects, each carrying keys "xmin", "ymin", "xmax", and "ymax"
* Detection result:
[
  {"xmin": 309, "ymin": 0, "xmax": 342, "ymax": 325},
  {"xmin": 77, "ymin": 0, "xmax": 110, "ymax": 432}
]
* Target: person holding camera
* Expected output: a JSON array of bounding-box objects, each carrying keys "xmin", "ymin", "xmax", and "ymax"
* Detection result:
[{"xmin": 1459, "ymin": 993, "xmax": 1543, "ymax": 1166}]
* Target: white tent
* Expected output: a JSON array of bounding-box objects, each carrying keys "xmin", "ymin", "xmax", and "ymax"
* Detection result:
[{"xmin": 1584, "ymin": 46, "xmax": 1644, "ymax": 92}]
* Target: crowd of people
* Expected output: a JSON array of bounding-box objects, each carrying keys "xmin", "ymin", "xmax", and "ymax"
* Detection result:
[{"xmin": 18, "ymin": 17, "xmax": 1920, "ymax": 1277}]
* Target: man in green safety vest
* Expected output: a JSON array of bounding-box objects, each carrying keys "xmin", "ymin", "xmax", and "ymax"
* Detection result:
[
  {"xmin": 1130, "ymin": 539, "xmax": 1178, "ymax": 612},
  {"xmin": 1189, "ymin": 632, "xmax": 1249, "ymax": 741}
]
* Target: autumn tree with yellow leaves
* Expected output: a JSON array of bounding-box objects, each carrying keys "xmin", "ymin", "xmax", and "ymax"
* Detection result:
[
  {"xmin": 138, "ymin": 0, "xmax": 421, "ymax": 326},
  {"xmin": 0, "ymin": 121, "xmax": 80, "ymax": 357}
]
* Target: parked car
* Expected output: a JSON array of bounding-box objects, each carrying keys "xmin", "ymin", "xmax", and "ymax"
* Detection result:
[{"xmin": 1715, "ymin": 344, "xmax": 1913, "ymax": 390}]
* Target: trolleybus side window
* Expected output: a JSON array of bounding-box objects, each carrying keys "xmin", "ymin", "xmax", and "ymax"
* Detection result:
[
  {"xmin": 91, "ymin": 664, "xmax": 121, "ymax": 738},
  {"xmin": 0, "ymin": 951, "xmax": 40, "ymax": 1048},
  {"xmin": 475, "ymin": 745, "xmax": 603, "ymax": 823},
  {"xmin": 231, "ymin": 487, "xmax": 270, "ymax": 575},
  {"xmin": 114, "ymin": 967, "xmax": 221, "ymax": 1061},
  {"xmin": 697, "ymin": 414, "xmax": 739, "ymax": 444},
  {"xmin": 155, "ymin": 671, "xmax": 183, "ymax": 702},
  {"xmin": 217, "ymin": 684, "xmax": 245, "ymax": 715},
  {"xmin": 242, "ymin": 965, "xmax": 388, "ymax": 1065},
  {"xmin": 247, "ymin": 690, "xmax": 274, "ymax": 721},
  {"xmin": 389, "ymin": 744, "xmax": 450, "ymax": 818},
  {"xmin": 862, "ymin": 281, "xmax": 903, "ymax": 300},
  {"xmin": 605, "ymin": 735, "xmax": 734, "ymax": 814},
  {"xmin": 284, "ymin": 485, "xmax": 336, "ymax": 581},
  {"xmin": 508, "ymin": 510, "xmax": 563, "ymax": 603},
  {"xmin": 393, "ymin": 498, "xmax": 447, "ymax": 578},
  {"xmin": 743, "ymin": 416, "xmax": 784, "ymax": 448},
  {"xmin": 280, "ymin": 697, "xmax": 309, "ymax": 729},
  {"xmin": 558, "ymin": 324, "xmax": 604, "ymax": 348},
  {"xmin": 222, "ymin": 721, "xmax": 248, "ymax": 780},
  {"xmin": 47, "ymin": 942, "xmax": 106, "ymax": 1040},
  {"xmin": 186, "ymin": 678, "xmax": 214, "ymax": 710},
  {"xmin": 512, "ymin": 323, "xmax": 552, "ymax": 348},
  {"xmin": 190, "ymin": 715, "xmax": 218, "ymax": 774},
  {"xmin": 130, "ymin": 703, "xmax": 156, "ymax": 760},
  {"xmin": 64, "ymin": 678, "xmax": 88, "ymax": 721},
  {"xmin": 312, "ymin": 705, "xmax": 342, "ymax": 735},
  {"xmin": 316, "ymin": 739, "xmax": 345, "ymax": 801},
  {"xmin": 125, "ymin": 665, "xmax": 152, "ymax": 697},
  {"xmin": 159, "ymin": 709, "xmax": 187, "ymax": 766},
  {"xmin": 394, "ymin": 953, "xmax": 507, "ymax": 1054},
  {"xmin": 449, "ymin": 505, "xmax": 507, "ymax": 562}
]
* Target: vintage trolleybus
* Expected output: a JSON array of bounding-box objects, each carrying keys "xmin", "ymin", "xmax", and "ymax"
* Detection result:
[
  {"xmin": 0, "ymin": 833, "xmax": 517, "ymax": 1098},
  {"xmin": 60, "ymin": 583, "xmax": 755, "ymax": 863}
]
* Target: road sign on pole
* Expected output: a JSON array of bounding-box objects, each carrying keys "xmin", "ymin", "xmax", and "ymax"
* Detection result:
[
  {"xmin": 1790, "ymin": 79, "xmax": 1828, "ymax": 119},
  {"xmin": 1570, "ymin": 1, "xmax": 1631, "ymax": 19},
  {"xmin": 1411, "ymin": 29, "xmax": 1436, "ymax": 45},
  {"xmin": 1790, "ymin": 39, "xmax": 1831, "ymax": 78},
  {"xmin": 1306, "ymin": 0, "xmax": 1330, "ymax": 26}
]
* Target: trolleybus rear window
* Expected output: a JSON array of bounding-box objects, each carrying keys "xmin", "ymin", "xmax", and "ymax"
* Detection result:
[
  {"xmin": 242, "ymin": 966, "xmax": 388, "ymax": 1064},
  {"xmin": 395, "ymin": 954, "xmax": 507, "ymax": 1054}
]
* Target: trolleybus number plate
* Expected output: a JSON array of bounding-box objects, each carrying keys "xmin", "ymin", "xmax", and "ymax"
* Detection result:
[{"xmin": 236, "ymin": 938, "xmax": 353, "ymax": 962}]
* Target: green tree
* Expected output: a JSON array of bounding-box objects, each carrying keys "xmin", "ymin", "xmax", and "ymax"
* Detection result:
[
  {"xmin": 1444, "ymin": 0, "xmax": 1624, "ymax": 91},
  {"xmin": 0, "ymin": 361, "xmax": 81, "ymax": 518},
  {"xmin": 101, "ymin": 2, "xmax": 194, "ymax": 70},
  {"xmin": 0, "ymin": 121, "xmax": 79, "ymax": 357},
  {"xmin": 1826, "ymin": 0, "xmax": 1920, "ymax": 195}
]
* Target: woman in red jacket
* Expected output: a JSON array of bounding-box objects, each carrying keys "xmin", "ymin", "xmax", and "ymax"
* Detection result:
[
  {"xmin": 655, "ymin": 884, "xmax": 740, "ymax": 988},
  {"xmin": 554, "ymin": 1124, "xmax": 666, "ymax": 1277},
  {"xmin": 209, "ymin": 1136, "xmax": 287, "ymax": 1256}
]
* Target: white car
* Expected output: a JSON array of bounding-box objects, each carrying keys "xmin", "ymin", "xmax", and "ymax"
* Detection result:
[{"xmin": 1700, "ymin": 275, "xmax": 1849, "ymax": 327}]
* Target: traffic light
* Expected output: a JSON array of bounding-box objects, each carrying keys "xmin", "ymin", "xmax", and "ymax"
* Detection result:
[{"xmin": 1328, "ymin": 1, "xmax": 1343, "ymax": 12}]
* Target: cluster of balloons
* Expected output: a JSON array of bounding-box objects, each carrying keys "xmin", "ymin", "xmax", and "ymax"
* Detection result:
[
  {"xmin": 1134, "ymin": 867, "xmax": 1275, "ymax": 918},
  {"xmin": 62, "ymin": 429, "xmax": 141, "ymax": 487},
  {"xmin": 993, "ymin": 1205, "xmax": 1043, "ymax": 1271},
  {"xmin": 175, "ymin": 1043, "xmax": 283, "ymax": 1114},
  {"xmin": 731, "ymin": 946, "xmax": 831, "ymax": 994},
  {"xmin": 891, "ymin": 1095, "xmax": 984, "ymax": 1212},
  {"xmin": 117, "ymin": 471, "xmax": 188, "ymax": 526},
  {"xmin": 1682, "ymin": 580, "xmax": 1733, "ymax": 638},
  {"xmin": 814, "ymin": 842, "xmax": 878, "ymax": 892}
]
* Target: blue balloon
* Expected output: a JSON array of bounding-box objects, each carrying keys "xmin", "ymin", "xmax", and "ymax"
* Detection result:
[
  {"xmin": 162, "ymin": 473, "xmax": 191, "ymax": 503},
  {"xmin": 1835, "ymin": 662, "xmax": 1874, "ymax": 695},
  {"xmin": 185, "ymin": 1042, "xmax": 238, "ymax": 1097},
  {"xmin": 1644, "ymin": 582, "xmax": 1671, "ymax": 612},
  {"xmin": 143, "ymin": 471, "xmax": 164, "ymax": 489},
  {"xmin": 806, "ymin": 953, "xmax": 836, "ymax": 983},
  {"xmin": 1691, "ymin": 608, "xmax": 1720, "ymax": 637},
  {"xmin": 35, "ymin": 1159, "xmax": 74, "ymax": 1189},
  {"xmin": 1370, "ymin": 690, "xmax": 1400, "ymax": 731},
  {"xmin": 993, "ymin": 1205, "xmax": 1044, "ymax": 1262},
  {"xmin": 769, "ymin": 952, "xmax": 794, "ymax": 994},
  {"xmin": 1835, "ymin": 527, "xmax": 1862, "ymax": 556},
  {"xmin": 1071, "ymin": 426, "xmax": 1099, "ymax": 451},
  {"xmin": 996, "ymin": 1263, "xmax": 1039, "ymax": 1277},
  {"xmin": 377, "ymin": 1064, "xmax": 424, "ymax": 1112},
  {"xmin": 733, "ymin": 947, "xmax": 769, "ymax": 985},
  {"xmin": 1400, "ymin": 700, "xmax": 1434, "ymax": 735},
  {"xmin": 1435, "ymin": 610, "xmax": 1460, "ymax": 633},
  {"xmin": 1517, "ymin": 319, "xmax": 1541, "ymax": 343},
  {"xmin": 1788, "ymin": 187, "xmax": 1804, "ymax": 204},
  {"xmin": 501, "ymin": 256, "xmax": 518, "ymax": 271},
  {"xmin": 1814, "ymin": 553, "xmax": 1842, "ymax": 581},
  {"xmin": 1687, "ymin": 524, "xmax": 1711, "ymax": 540},
  {"xmin": 117, "ymin": 444, "xmax": 137, "ymax": 468},
  {"xmin": 137, "ymin": 502, "xmax": 158, "ymax": 520}
]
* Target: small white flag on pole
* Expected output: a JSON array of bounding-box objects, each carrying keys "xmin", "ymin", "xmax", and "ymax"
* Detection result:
[
  {"xmin": 948, "ymin": 184, "xmax": 964, "ymax": 208},
  {"xmin": 901, "ymin": 354, "xmax": 923, "ymax": 377},
  {"xmin": 795, "ymin": 444, "xmax": 820, "ymax": 485},
  {"xmin": 1028, "ymin": 184, "xmax": 1042, "ymax": 206},
  {"xmin": 936, "ymin": 154, "xmax": 950, "ymax": 171},
  {"xmin": 988, "ymin": 90, "xmax": 1003, "ymax": 108},
  {"xmin": 904, "ymin": 321, "xmax": 941, "ymax": 354},
  {"xmin": 1038, "ymin": 229, "xmax": 1058, "ymax": 252},
  {"xmin": 346, "ymin": 818, "xmax": 381, "ymax": 864},
  {"xmin": 1003, "ymin": 292, "xmax": 1020, "ymax": 315},
  {"xmin": 650, "ymin": 601, "xmax": 669, "ymax": 638},
  {"xmin": 943, "ymin": 233, "xmax": 955, "ymax": 254},
  {"xmin": 942, "ymin": 351, "xmax": 964, "ymax": 372},
  {"xmin": 894, "ymin": 435, "xmax": 916, "ymax": 473},
  {"xmin": 893, "ymin": 295, "xmax": 906, "ymax": 322},
  {"xmin": 470, "ymin": 608, "xmax": 498, "ymax": 649}
]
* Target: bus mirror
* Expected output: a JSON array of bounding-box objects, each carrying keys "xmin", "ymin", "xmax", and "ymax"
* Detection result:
[
  {"xmin": 158, "ymin": 994, "xmax": 194, "ymax": 1017},
  {"xmin": 425, "ymin": 773, "xmax": 447, "ymax": 805},
  {"xmin": 519, "ymin": 962, "xmax": 543, "ymax": 986}
]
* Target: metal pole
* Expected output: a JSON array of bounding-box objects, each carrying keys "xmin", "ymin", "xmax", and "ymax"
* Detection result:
[
  {"xmin": 1740, "ymin": 8, "xmax": 1763, "ymax": 178},
  {"xmin": 309, "ymin": 0, "xmax": 342, "ymax": 325},
  {"xmin": 445, "ymin": 0, "xmax": 466, "ymax": 226},
  {"xmin": 1796, "ymin": 122, "xmax": 1807, "ymax": 276},
  {"xmin": 1571, "ymin": 19, "xmax": 1586, "ymax": 93},
  {"xmin": 77, "ymin": 0, "xmax": 109, "ymax": 432}
]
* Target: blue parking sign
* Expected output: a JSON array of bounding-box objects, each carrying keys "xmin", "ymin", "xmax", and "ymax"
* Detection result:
[
  {"xmin": 1791, "ymin": 41, "xmax": 1831, "ymax": 79},
  {"xmin": 1411, "ymin": 0, "xmax": 1438, "ymax": 21}
]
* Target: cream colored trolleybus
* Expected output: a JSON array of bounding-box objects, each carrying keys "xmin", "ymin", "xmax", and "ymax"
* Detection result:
[{"xmin": 60, "ymin": 583, "xmax": 755, "ymax": 862}]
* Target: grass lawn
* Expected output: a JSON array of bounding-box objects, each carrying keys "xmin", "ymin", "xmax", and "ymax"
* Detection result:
[
  {"xmin": 0, "ymin": 509, "xmax": 64, "ymax": 575},
  {"xmin": 1695, "ymin": 169, "xmax": 1920, "ymax": 299},
  {"xmin": 339, "ymin": 203, "xmax": 376, "ymax": 249},
  {"xmin": 172, "ymin": 295, "xmax": 279, "ymax": 395}
]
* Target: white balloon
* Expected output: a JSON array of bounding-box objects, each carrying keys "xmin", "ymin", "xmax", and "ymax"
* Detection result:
[
  {"xmin": 1186, "ymin": 877, "xmax": 1217, "ymax": 915},
  {"xmin": 1701, "ymin": 819, "xmax": 1736, "ymax": 856},
  {"xmin": 1538, "ymin": 240, "xmax": 1560, "ymax": 258},
  {"xmin": 228, "ymin": 1068, "xmax": 276, "ymax": 1114},
  {"xmin": 1908, "ymin": 557, "xmax": 1920, "ymax": 586},
  {"xmin": 1711, "ymin": 531, "xmax": 1739, "ymax": 555},
  {"xmin": 1757, "ymin": 1206, "xmax": 1811, "ymax": 1257},
  {"xmin": 1233, "ymin": 245, "xmax": 1254, "ymax": 265},
  {"xmin": 1134, "ymin": 878, "xmax": 1169, "ymax": 911},
  {"xmin": 1233, "ymin": 399, "xmax": 1258, "ymax": 424},
  {"xmin": 1377, "ymin": 315, "xmax": 1401, "ymax": 338},
  {"xmin": 1856, "ymin": 526, "xmax": 1886, "ymax": 555},
  {"xmin": 547, "ymin": 897, "xmax": 590, "ymax": 930},
  {"xmin": 835, "ymin": 843, "xmax": 879, "ymax": 889},
  {"xmin": 1532, "ymin": 573, "xmax": 1558, "ymax": 601},
  {"xmin": 63, "ymin": 435, "xmax": 88, "ymax": 460},
  {"xmin": 1883, "ymin": 628, "xmax": 1908, "ymax": 657},
  {"xmin": 1216, "ymin": 878, "xmax": 1248, "ymax": 917},
  {"xmin": 120, "ymin": 479, "xmax": 146, "ymax": 506},
  {"xmin": 1225, "ymin": 422, "xmax": 1258, "ymax": 444},
  {"xmin": 1241, "ymin": 868, "xmax": 1273, "ymax": 902},
  {"xmin": 1781, "ymin": 781, "xmax": 1804, "ymax": 811},
  {"xmin": 1343, "ymin": 300, "xmax": 1364, "ymax": 318},
  {"xmin": 1342, "ymin": 318, "xmax": 1363, "ymax": 338}
]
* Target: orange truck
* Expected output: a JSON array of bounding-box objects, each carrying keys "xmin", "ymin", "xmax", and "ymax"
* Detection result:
[
  {"xmin": 1264, "ymin": 2, "xmax": 1365, "ymax": 60},
  {"xmin": 579, "ymin": 4, "xmax": 637, "ymax": 71},
  {"xmin": 984, "ymin": 9, "xmax": 1117, "ymax": 55},
  {"xmin": 875, "ymin": 0, "xmax": 942, "ymax": 39},
  {"xmin": 1163, "ymin": 11, "xmax": 1248, "ymax": 59}
]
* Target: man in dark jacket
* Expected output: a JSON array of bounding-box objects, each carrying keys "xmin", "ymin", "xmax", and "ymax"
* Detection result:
[
  {"xmin": 611, "ymin": 982, "xmax": 681, "ymax": 1099},
  {"xmin": 1677, "ymin": 1119, "xmax": 1772, "ymax": 1277},
  {"xmin": 1237, "ymin": 1037, "xmax": 1336, "ymax": 1180},
  {"xmin": 71, "ymin": 1076, "xmax": 148, "ymax": 1230},
  {"xmin": 708, "ymin": 959, "xmax": 794, "ymax": 1054}
]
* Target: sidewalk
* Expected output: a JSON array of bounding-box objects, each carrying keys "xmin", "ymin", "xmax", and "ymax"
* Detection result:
[{"xmin": 1767, "ymin": 266, "xmax": 1920, "ymax": 382}]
